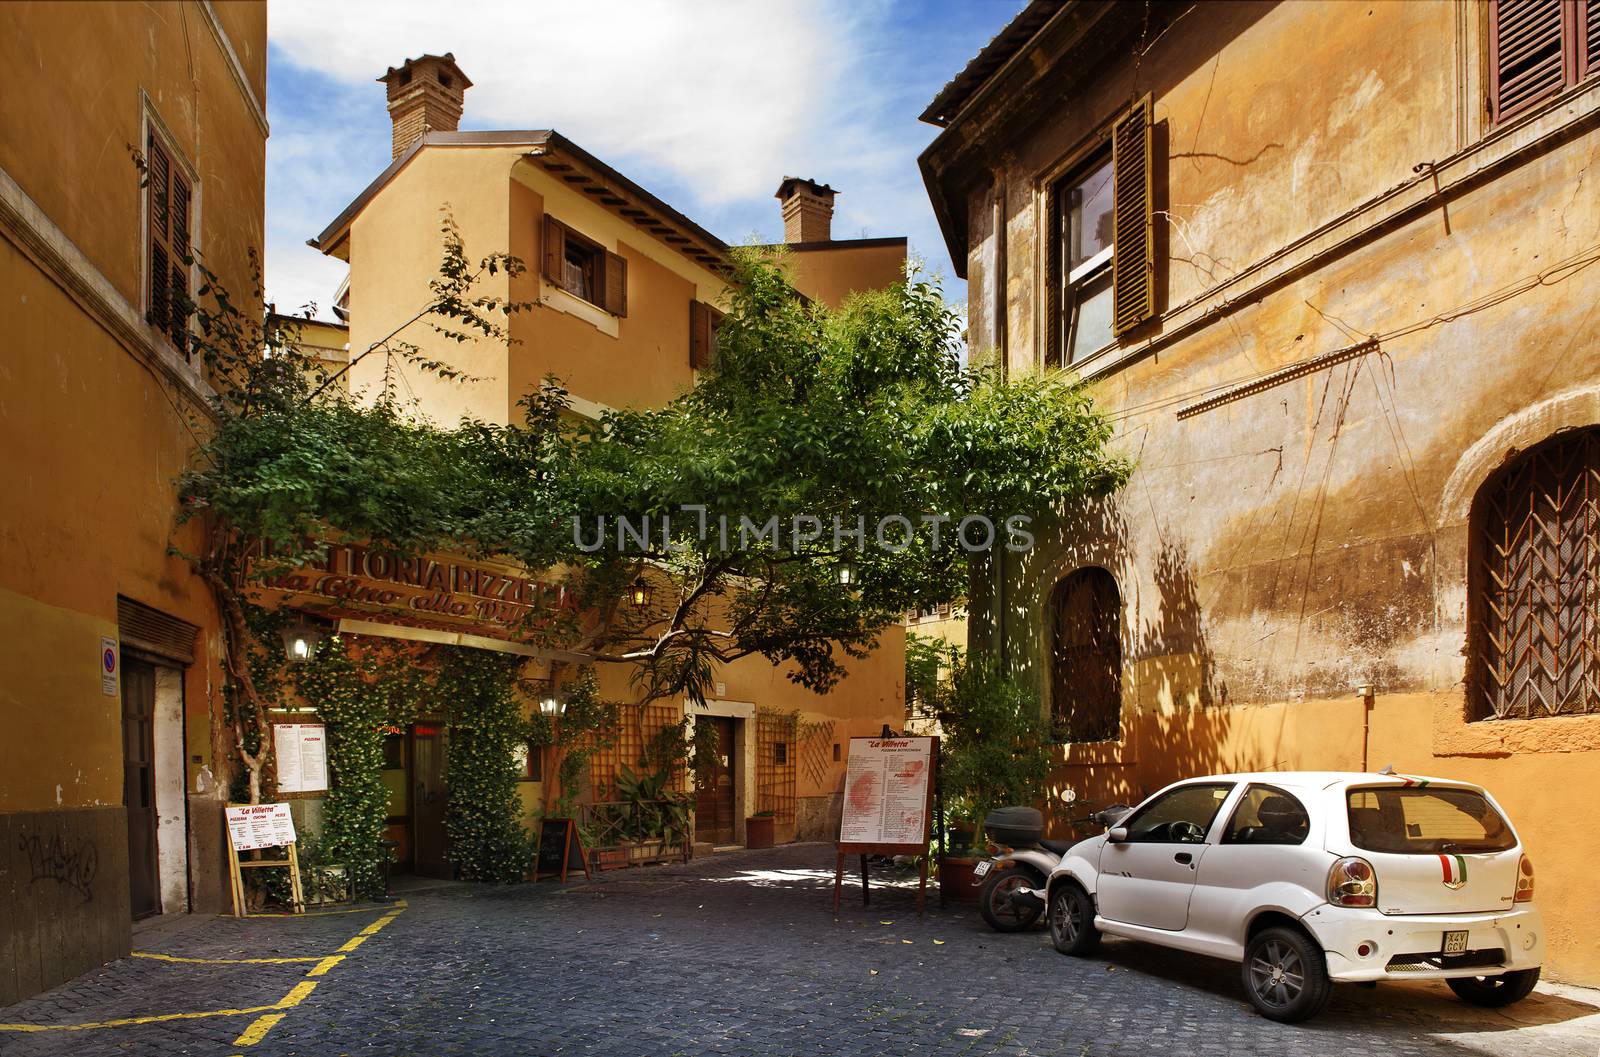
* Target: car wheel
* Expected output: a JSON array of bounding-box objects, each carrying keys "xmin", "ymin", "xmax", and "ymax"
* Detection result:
[
  {"xmin": 1047, "ymin": 882, "xmax": 1099, "ymax": 955},
  {"xmin": 979, "ymin": 867, "xmax": 1043, "ymax": 932},
  {"xmin": 1447, "ymin": 968, "xmax": 1540, "ymax": 1007},
  {"xmin": 1241, "ymin": 926, "xmax": 1332, "ymax": 1023}
]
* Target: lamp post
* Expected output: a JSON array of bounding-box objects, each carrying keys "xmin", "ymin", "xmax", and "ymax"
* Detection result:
[{"xmin": 279, "ymin": 617, "xmax": 325, "ymax": 664}]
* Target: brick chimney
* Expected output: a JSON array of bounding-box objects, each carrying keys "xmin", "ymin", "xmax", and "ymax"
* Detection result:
[
  {"xmin": 775, "ymin": 177, "xmax": 837, "ymax": 243},
  {"xmin": 378, "ymin": 54, "xmax": 471, "ymax": 160}
]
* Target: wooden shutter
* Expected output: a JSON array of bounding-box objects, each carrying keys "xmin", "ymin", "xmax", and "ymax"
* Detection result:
[
  {"xmin": 1583, "ymin": 0, "xmax": 1599, "ymax": 75},
  {"xmin": 603, "ymin": 250, "xmax": 628, "ymax": 316},
  {"xmin": 690, "ymin": 300, "xmax": 722, "ymax": 370},
  {"xmin": 1489, "ymin": 0, "xmax": 1570, "ymax": 123},
  {"xmin": 146, "ymin": 133, "xmax": 170, "ymax": 333},
  {"xmin": 1042, "ymin": 185, "xmax": 1062, "ymax": 369},
  {"xmin": 167, "ymin": 168, "xmax": 191, "ymax": 349},
  {"xmin": 1110, "ymin": 93, "xmax": 1154, "ymax": 336},
  {"xmin": 543, "ymin": 216, "xmax": 566, "ymax": 284}
]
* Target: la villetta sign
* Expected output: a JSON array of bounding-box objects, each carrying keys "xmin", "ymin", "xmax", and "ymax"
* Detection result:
[{"xmin": 247, "ymin": 542, "xmax": 577, "ymax": 638}]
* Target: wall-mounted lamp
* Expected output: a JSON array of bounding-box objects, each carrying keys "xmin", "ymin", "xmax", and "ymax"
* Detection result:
[
  {"xmin": 835, "ymin": 559, "xmax": 857, "ymax": 588},
  {"xmin": 280, "ymin": 617, "xmax": 325, "ymax": 664},
  {"xmin": 628, "ymin": 580, "xmax": 652, "ymax": 608}
]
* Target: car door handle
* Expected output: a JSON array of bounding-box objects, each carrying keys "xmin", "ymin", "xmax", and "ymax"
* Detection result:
[{"xmin": 1174, "ymin": 852, "xmax": 1193, "ymax": 865}]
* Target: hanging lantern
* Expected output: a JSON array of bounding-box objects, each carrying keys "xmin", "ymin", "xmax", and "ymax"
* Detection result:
[
  {"xmin": 835, "ymin": 559, "xmax": 857, "ymax": 588},
  {"xmin": 628, "ymin": 579, "xmax": 652, "ymax": 608},
  {"xmin": 280, "ymin": 617, "xmax": 325, "ymax": 664}
]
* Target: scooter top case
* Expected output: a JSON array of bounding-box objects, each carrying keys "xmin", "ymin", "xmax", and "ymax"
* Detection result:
[{"xmin": 984, "ymin": 806, "xmax": 1043, "ymax": 847}]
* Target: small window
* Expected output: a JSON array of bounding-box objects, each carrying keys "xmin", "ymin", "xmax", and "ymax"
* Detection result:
[
  {"xmin": 773, "ymin": 742, "xmax": 787, "ymax": 765},
  {"xmin": 1223, "ymin": 785, "xmax": 1309, "ymax": 845},
  {"xmin": 381, "ymin": 733, "xmax": 405, "ymax": 771},
  {"xmin": 1488, "ymin": 0, "xmax": 1599, "ymax": 125},
  {"xmin": 1120, "ymin": 783, "xmax": 1233, "ymax": 844},
  {"xmin": 691, "ymin": 299, "xmax": 724, "ymax": 369},
  {"xmin": 543, "ymin": 216, "xmax": 627, "ymax": 315},
  {"xmin": 512, "ymin": 741, "xmax": 543, "ymax": 782},
  {"xmin": 145, "ymin": 126, "xmax": 192, "ymax": 352}
]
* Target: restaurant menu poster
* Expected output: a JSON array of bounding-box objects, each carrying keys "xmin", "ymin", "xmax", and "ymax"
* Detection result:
[
  {"xmin": 273, "ymin": 723, "xmax": 329, "ymax": 793},
  {"xmin": 226, "ymin": 803, "xmax": 297, "ymax": 851},
  {"xmin": 838, "ymin": 737, "xmax": 934, "ymax": 846}
]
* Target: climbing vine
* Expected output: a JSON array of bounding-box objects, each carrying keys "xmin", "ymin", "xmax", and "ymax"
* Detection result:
[
  {"xmin": 294, "ymin": 637, "xmax": 424, "ymax": 898},
  {"xmin": 435, "ymin": 649, "xmax": 534, "ymax": 883}
]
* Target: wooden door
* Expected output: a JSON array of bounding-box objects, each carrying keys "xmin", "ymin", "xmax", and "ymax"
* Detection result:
[
  {"xmin": 411, "ymin": 722, "xmax": 450, "ymax": 878},
  {"xmin": 695, "ymin": 717, "xmax": 737, "ymax": 845},
  {"xmin": 121, "ymin": 657, "xmax": 161, "ymax": 918}
]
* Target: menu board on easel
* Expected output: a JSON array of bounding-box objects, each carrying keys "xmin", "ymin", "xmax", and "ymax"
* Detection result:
[
  {"xmin": 224, "ymin": 803, "xmax": 305, "ymax": 916},
  {"xmin": 833, "ymin": 736, "xmax": 937, "ymax": 915}
]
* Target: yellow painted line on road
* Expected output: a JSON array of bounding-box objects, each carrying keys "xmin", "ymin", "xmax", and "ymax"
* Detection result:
[
  {"xmin": 231, "ymin": 1012, "xmax": 285, "ymax": 1047},
  {"xmin": 0, "ymin": 905, "xmax": 404, "ymax": 1035},
  {"xmin": 133, "ymin": 952, "xmax": 324, "ymax": 965}
]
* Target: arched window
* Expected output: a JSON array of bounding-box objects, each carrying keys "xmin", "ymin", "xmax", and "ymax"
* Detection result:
[
  {"xmin": 1471, "ymin": 428, "xmax": 1600, "ymax": 720},
  {"xmin": 1050, "ymin": 567, "xmax": 1122, "ymax": 741}
]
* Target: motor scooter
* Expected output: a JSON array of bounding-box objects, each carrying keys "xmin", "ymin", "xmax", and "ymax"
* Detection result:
[{"xmin": 973, "ymin": 790, "xmax": 1130, "ymax": 932}]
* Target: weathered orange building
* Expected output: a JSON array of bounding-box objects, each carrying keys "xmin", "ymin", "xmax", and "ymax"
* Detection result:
[
  {"xmin": 0, "ymin": 0, "xmax": 266, "ymax": 1003},
  {"xmin": 922, "ymin": 0, "xmax": 1600, "ymax": 981},
  {"xmin": 303, "ymin": 55, "xmax": 909, "ymax": 856}
]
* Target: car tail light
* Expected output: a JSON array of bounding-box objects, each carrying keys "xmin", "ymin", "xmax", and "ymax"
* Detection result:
[
  {"xmin": 1328, "ymin": 856, "xmax": 1377, "ymax": 908},
  {"xmin": 1515, "ymin": 854, "xmax": 1534, "ymax": 903}
]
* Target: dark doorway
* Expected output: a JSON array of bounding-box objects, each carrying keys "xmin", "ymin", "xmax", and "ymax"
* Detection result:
[
  {"xmin": 1050, "ymin": 567, "xmax": 1123, "ymax": 743},
  {"xmin": 121, "ymin": 656, "xmax": 160, "ymax": 918},
  {"xmin": 695, "ymin": 716, "xmax": 737, "ymax": 844},
  {"xmin": 410, "ymin": 721, "xmax": 450, "ymax": 878}
]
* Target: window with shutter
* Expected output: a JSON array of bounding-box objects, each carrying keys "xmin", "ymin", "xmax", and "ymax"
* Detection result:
[
  {"xmin": 690, "ymin": 299, "xmax": 724, "ymax": 370},
  {"xmin": 1489, "ymin": 0, "xmax": 1596, "ymax": 125},
  {"xmin": 145, "ymin": 129, "xmax": 193, "ymax": 354},
  {"xmin": 543, "ymin": 215, "xmax": 623, "ymax": 314}
]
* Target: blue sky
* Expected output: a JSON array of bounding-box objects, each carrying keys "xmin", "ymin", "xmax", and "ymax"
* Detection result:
[{"xmin": 264, "ymin": 0, "xmax": 1025, "ymax": 319}]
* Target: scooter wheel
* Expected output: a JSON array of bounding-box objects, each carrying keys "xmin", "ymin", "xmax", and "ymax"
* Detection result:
[{"xmin": 979, "ymin": 866, "xmax": 1043, "ymax": 932}]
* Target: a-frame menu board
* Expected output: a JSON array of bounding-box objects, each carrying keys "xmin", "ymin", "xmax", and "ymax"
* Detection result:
[{"xmin": 832, "ymin": 736, "xmax": 938, "ymax": 915}]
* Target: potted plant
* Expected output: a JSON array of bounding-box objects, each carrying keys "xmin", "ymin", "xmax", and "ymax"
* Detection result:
[
  {"xmin": 931, "ymin": 658, "xmax": 1052, "ymax": 906},
  {"xmin": 746, "ymin": 810, "xmax": 776, "ymax": 849}
]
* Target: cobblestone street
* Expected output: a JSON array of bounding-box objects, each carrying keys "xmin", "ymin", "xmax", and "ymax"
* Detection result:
[{"xmin": 1, "ymin": 844, "xmax": 1596, "ymax": 1057}]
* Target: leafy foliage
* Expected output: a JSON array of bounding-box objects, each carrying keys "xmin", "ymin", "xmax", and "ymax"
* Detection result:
[
  {"xmin": 931, "ymin": 658, "xmax": 1054, "ymax": 851},
  {"xmin": 436, "ymin": 650, "xmax": 534, "ymax": 883}
]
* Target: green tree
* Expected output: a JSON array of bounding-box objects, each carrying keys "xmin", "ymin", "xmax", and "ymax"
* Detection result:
[{"xmin": 931, "ymin": 658, "xmax": 1053, "ymax": 848}]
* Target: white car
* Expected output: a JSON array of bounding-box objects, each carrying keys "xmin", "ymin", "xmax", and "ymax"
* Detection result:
[{"xmin": 1038, "ymin": 771, "xmax": 1543, "ymax": 1022}]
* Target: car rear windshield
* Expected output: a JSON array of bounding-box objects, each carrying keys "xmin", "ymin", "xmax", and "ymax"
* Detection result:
[{"xmin": 1346, "ymin": 786, "xmax": 1515, "ymax": 855}]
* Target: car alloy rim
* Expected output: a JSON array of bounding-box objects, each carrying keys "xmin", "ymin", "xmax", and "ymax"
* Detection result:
[
  {"xmin": 1052, "ymin": 892, "xmax": 1079, "ymax": 942},
  {"xmin": 1248, "ymin": 939, "xmax": 1305, "ymax": 1008},
  {"xmin": 993, "ymin": 873, "xmax": 1032, "ymax": 922}
]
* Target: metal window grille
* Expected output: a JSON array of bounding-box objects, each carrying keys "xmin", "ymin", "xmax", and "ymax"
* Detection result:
[
  {"xmin": 755, "ymin": 710, "xmax": 797, "ymax": 824},
  {"xmin": 1473, "ymin": 428, "xmax": 1600, "ymax": 720}
]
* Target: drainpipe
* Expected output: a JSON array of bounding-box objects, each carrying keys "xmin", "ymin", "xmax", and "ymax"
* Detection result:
[
  {"xmin": 990, "ymin": 180, "xmax": 1009, "ymax": 670},
  {"xmin": 1356, "ymin": 683, "xmax": 1375, "ymax": 770}
]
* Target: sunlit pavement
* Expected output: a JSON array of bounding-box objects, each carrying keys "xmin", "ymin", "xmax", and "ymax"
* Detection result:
[{"xmin": 2, "ymin": 842, "xmax": 1597, "ymax": 1056}]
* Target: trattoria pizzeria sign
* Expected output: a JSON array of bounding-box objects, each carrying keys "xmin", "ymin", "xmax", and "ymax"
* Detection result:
[{"xmin": 248, "ymin": 542, "xmax": 577, "ymax": 636}]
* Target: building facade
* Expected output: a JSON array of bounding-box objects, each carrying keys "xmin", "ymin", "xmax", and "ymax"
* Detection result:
[
  {"xmin": 298, "ymin": 55, "xmax": 909, "ymax": 858},
  {"xmin": 0, "ymin": 1, "xmax": 267, "ymax": 1003},
  {"xmin": 922, "ymin": 0, "xmax": 1600, "ymax": 982}
]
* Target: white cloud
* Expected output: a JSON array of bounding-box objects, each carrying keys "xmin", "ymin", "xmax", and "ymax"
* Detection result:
[{"xmin": 265, "ymin": 0, "xmax": 988, "ymax": 319}]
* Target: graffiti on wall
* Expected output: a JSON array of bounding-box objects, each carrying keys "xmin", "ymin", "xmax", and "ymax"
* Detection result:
[{"xmin": 18, "ymin": 831, "xmax": 99, "ymax": 902}]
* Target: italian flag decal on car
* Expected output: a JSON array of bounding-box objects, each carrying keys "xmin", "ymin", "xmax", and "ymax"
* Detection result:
[
  {"xmin": 1397, "ymin": 775, "xmax": 1431, "ymax": 787},
  {"xmin": 1439, "ymin": 853, "xmax": 1467, "ymax": 888}
]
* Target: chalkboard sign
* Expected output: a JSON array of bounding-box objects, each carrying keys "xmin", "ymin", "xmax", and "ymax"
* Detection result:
[{"xmin": 534, "ymin": 817, "xmax": 589, "ymax": 883}]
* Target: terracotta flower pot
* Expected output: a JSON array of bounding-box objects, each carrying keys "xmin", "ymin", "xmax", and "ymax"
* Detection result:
[
  {"xmin": 746, "ymin": 815, "xmax": 776, "ymax": 849},
  {"xmin": 938, "ymin": 855, "xmax": 983, "ymax": 903}
]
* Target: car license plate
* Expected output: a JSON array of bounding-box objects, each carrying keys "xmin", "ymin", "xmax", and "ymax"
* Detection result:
[
  {"xmin": 1442, "ymin": 930, "xmax": 1470, "ymax": 955},
  {"xmin": 972, "ymin": 860, "xmax": 992, "ymax": 879}
]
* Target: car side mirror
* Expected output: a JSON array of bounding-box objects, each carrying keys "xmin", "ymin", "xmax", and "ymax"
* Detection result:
[{"xmin": 1107, "ymin": 827, "xmax": 1129, "ymax": 844}]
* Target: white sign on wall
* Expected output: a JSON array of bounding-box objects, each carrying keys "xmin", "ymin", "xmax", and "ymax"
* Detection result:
[
  {"xmin": 273, "ymin": 723, "xmax": 329, "ymax": 793},
  {"xmin": 838, "ymin": 736, "xmax": 935, "ymax": 846},
  {"xmin": 225, "ymin": 802, "xmax": 297, "ymax": 851}
]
